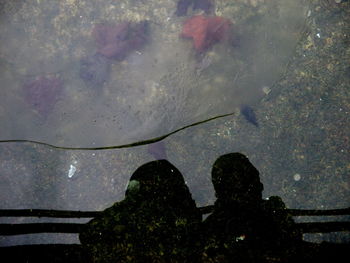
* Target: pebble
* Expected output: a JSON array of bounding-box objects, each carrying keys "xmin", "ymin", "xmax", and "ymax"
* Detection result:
[
  {"xmin": 293, "ymin": 173, "xmax": 301, "ymax": 181},
  {"xmin": 262, "ymin": 86, "xmax": 271, "ymax": 95}
]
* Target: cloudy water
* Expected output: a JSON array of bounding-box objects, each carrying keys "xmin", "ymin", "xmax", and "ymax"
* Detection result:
[{"xmin": 0, "ymin": 0, "xmax": 307, "ymax": 147}]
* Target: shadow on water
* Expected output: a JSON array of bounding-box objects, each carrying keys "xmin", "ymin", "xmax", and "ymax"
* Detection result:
[{"xmin": 0, "ymin": 155, "xmax": 349, "ymax": 262}]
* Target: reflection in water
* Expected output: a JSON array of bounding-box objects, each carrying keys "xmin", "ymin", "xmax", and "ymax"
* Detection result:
[{"xmin": 0, "ymin": 0, "xmax": 307, "ymax": 147}]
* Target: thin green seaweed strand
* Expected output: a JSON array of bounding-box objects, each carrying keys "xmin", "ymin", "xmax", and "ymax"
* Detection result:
[{"xmin": 0, "ymin": 112, "xmax": 234, "ymax": 150}]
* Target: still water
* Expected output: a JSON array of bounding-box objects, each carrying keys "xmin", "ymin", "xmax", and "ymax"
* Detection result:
[
  {"xmin": 0, "ymin": 0, "xmax": 349, "ymax": 246},
  {"xmin": 0, "ymin": 0, "xmax": 306, "ymax": 146}
]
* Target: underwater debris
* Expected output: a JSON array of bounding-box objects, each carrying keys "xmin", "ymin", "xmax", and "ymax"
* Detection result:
[
  {"xmin": 181, "ymin": 15, "xmax": 231, "ymax": 52},
  {"xmin": 23, "ymin": 76, "xmax": 63, "ymax": 117},
  {"xmin": 240, "ymin": 105, "xmax": 259, "ymax": 127},
  {"xmin": 92, "ymin": 21, "xmax": 149, "ymax": 60}
]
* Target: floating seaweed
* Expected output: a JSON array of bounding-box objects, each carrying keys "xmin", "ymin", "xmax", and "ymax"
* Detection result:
[
  {"xmin": 23, "ymin": 75, "xmax": 63, "ymax": 117},
  {"xmin": 79, "ymin": 53, "xmax": 111, "ymax": 87},
  {"xmin": 92, "ymin": 21, "xmax": 149, "ymax": 60},
  {"xmin": 175, "ymin": 0, "xmax": 214, "ymax": 16},
  {"xmin": 181, "ymin": 15, "xmax": 231, "ymax": 52},
  {"xmin": 240, "ymin": 105, "xmax": 259, "ymax": 127}
]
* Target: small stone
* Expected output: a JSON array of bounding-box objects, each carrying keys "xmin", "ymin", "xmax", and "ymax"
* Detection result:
[
  {"xmin": 262, "ymin": 86, "xmax": 271, "ymax": 95},
  {"xmin": 293, "ymin": 173, "xmax": 301, "ymax": 181}
]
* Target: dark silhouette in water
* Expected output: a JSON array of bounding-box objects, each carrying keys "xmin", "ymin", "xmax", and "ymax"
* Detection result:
[
  {"xmin": 202, "ymin": 153, "xmax": 302, "ymax": 262},
  {"xmin": 79, "ymin": 154, "xmax": 304, "ymax": 262},
  {"xmin": 240, "ymin": 105, "xmax": 259, "ymax": 127},
  {"xmin": 79, "ymin": 160, "xmax": 201, "ymax": 262},
  {"xmin": 2, "ymin": 154, "xmax": 350, "ymax": 262}
]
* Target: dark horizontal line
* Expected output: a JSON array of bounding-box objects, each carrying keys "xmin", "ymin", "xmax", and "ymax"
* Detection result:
[
  {"xmin": 288, "ymin": 207, "xmax": 350, "ymax": 216},
  {"xmin": 0, "ymin": 221, "xmax": 349, "ymax": 236},
  {"xmin": 0, "ymin": 223, "xmax": 85, "ymax": 235},
  {"xmin": 297, "ymin": 221, "xmax": 350, "ymax": 233},
  {"xmin": 0, "ymin": 209, "xmax": 101, "ymax": 218},
  {"xmin": 1, "ymin": 206, "xmax": 349, "ymax": 218}
]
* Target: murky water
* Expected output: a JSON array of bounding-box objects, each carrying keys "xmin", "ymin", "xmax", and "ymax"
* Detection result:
[{"xmin": 1, "ymin": 0, "xmax": 349, "ymax": 247}]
